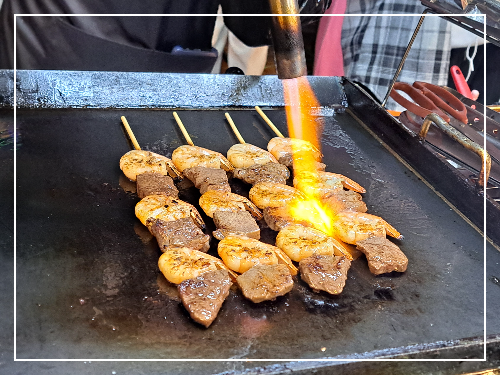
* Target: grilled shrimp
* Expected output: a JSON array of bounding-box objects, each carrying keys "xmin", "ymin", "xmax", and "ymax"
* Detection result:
[
  {"xmin": 332, "ymin": 211, "xmax": 403, "ymax": 245},
  {"xmin": 199, "ymin": 190, "xmax": 263, "ymax": 220},
  {"xmin": 226, "ymin": 143, "xmax": 278, "ymax": 169},
  {"xmin": 275, "ymin": 224, "xmax": 352, "ymax": 262},
  {"xmin": 267, "ymin": 137, "xmax": 322, "ymax": 167},
  {"xmin": 120, "ymin": 150, "xmax": 181, "ymax": 181},
  {"xmin": 249, "ymin": 182, "xmax": 306, "ymax": 210},
  {"xmin": 218, "ymin": 236, "xmax": 297, "ymax": 275},
  {"xmin": 158, "ymin": 247, "xmax": 236, "ymax": 284},
  {"xmin": 172, "ymin": 145, "xmax": 233, "ymax": 172},
  {"xmin": 294, "ymin": 171, "xmax": 366, "ymax": 198},
  {"xmin": 135, "ymin": 194, "xmax": 205, "ymax": 229}
]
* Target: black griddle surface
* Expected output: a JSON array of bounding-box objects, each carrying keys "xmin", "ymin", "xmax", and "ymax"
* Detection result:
[{"xmin": 14, "ymin": 107, "xmax": 495, "ymax": 360}]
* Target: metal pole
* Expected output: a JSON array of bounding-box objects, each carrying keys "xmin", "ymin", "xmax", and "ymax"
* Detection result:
[{"xmin": 382, "ymin": 9, "xmax": 429, "ymax": 107}]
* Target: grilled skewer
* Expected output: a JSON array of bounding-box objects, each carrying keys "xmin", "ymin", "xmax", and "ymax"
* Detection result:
[
  {"xmin": 120, "ymin": 117, "xmax": 181, "ymax": 181},
  {"xmin": 225, "ymin": 112, "xmax": 279, "ymax": 169}
]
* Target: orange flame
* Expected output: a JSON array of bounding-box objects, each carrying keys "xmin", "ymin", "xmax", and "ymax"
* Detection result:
[{"xmin": 282, "ymin": 76, "xmax": 336, "ymax": 236}]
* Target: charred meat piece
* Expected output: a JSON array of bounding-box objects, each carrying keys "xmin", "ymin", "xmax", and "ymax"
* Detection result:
[
  {"xmin": 277, "ymin": 153, "xmax": 326, "ymax": 172},
  {"xmin": 199, "ymin": 183, "xmax": 232, "ymax": 195},
  {"xmin": 236, "ymin": 264, "xmax": 293, "ymax": 303},
  {"xmin": 212, "ymin": 210, "xmax": 260, "ymax": 240},
  {"xmin": 177, "ymin": 269, "xmax": 233, "ymax": 328},
  {"xmin": 299, "ymin": 255, "xmax": 351, "ymax": 295},
  {"xmin": 150, "ymin": 218, "xmax": 210, "ymax": 253},
  {"xmin": 263, "ymin": 205, "xmax": 312, "ymax": 232},
  {"xmin": 356, "ymin": 236, "xmax": 408, "ymax": 275},
  {"xmin": 183, "ymin": 166, "xmax": 230, "ymax": 194},
  {"xmin": 322, "ymin": 190, "xmax": 367, "ymax": 213},
  {"xmin": 233, "ymin": 162, "xmax": 290, "ymax": 185},
  {"xmin": 136, "ymin": 172, "xmax": 179, "ymax": 199}
]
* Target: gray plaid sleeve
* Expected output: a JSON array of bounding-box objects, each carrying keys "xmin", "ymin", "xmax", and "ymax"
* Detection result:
[{"xmin": 341, "ymin": 0, "xmax": 452, "ymax": 111}]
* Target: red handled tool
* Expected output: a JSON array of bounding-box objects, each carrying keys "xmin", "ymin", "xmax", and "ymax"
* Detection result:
[{"xmin": 450, "ymin": 65, "xmax": 473, "ymax": 99}]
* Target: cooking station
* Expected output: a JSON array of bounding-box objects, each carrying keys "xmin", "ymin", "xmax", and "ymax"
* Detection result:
[{"xmin": 0, "ymin": 67, "xmax": 499, "ymax": 374}]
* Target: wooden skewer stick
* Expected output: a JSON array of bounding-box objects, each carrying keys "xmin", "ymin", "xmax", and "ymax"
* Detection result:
[
  {"xmin": 254, "ymin": 106, "xmax": 284, "ymax": 138},
  {"xmin": 121, "ymin": 116, "xmax": 141, "ymax": 150},
  {"xmin": 173, "ymin": 111, "xmax": 195, "ymax": 146},
  {"xmin": 224, "ymin": 112, "xmax": 246, "ymax": 144}
]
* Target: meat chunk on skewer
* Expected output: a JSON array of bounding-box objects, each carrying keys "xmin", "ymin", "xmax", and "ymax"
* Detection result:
[
  {"xmin": 321, "ymin": 190, "xmax": 367, "ymax": 213},
  {"xmin": 136, "ymin": 172, "xmax": 179, "ymax": 199},
  {"xmin": 183, "ymin": 166, "xmax": 231, "ymax": 194},
  {"xmin": 236, "ymin": 264, "xmax": 293, "ymax": 303},
  {"xmin": 267, "ymin": 137, "xmax": 323, "ymax": 169},
  {"xmin": 149, "ymin": 218, "xmax": 210, "ymax": 253},
  {"xmin": 212, "ymin": 210, "xmax": 260, "ymax": 240},
  {"xmin": 233, "ymin": 162, "xmax": 290, "ymax": 185},
  {"xmin": 299, "ymin": 255, "xmax": 351, "ymax": 295},
  {"xmin": 178, "ymin": 269, "xmax": 233, "ymax": 328},
  {"xmin": 356, "ymin": 236, "xmax": 408, "ymax": 275},
  {"xmin": 263, "ymin": 206, "xmax": 313, "ymax": 232}
]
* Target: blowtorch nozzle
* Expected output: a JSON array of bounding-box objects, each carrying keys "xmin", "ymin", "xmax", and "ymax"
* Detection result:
[{"xmin": 269, "ymin": 0, "xmax": 307, "ymax": 79}]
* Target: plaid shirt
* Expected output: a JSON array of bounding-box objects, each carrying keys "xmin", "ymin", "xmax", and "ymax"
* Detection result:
[{"xmin": 341, "ymin": 0, "xmax": 452, "ymax": 110}]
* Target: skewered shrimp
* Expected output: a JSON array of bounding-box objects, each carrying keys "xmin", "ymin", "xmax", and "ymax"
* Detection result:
[
  {"xmin": 332, "ymin": 211, "xmax": 403, "ymax": 245},
  {"xmin": 158, "ymin": 247, "xmax": 237, "ymax": 284},
  {"xmin": 294, "ymin": 171, "xmax": 366, "ymax": 198},
  {"xmin": 135, "ymin": 194, "xmax": 205, "ymax": 229},
  {"xmin": 120, "ymin": 150, "xmax": 181, "ymax": 181},
  {"xmin": 218, "ymin": 236, "xmax": 297, "ymax": 275},
  {"xmin": 275, "ymin": 224, "xmax": 352, "ymax": 261},
  {"xmin": 249, "ymin": 182, "xmax": 306, "ymax": 210},
  {"xmin": 172, "ymin": 145, "xmax": 234, "ymax": 172},
  {"xmin": 226, "ymin": 143, "xmax": 278, "ymax": 169},
  {"xmin": 199, "ymin": 190, "xmax": 263, "ymax": 220},
  {"xmin": 267, "ymin": 137, "xmax": 322, "ymax": 167}
]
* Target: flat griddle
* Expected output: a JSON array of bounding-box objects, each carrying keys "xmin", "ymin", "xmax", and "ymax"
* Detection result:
[{"xmin": 2, "ymin": 70, "xmax": 500, "ymax": 372}]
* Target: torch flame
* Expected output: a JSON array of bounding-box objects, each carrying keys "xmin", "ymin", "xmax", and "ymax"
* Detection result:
[{"xmin": 283, "ymin": 76, "xmax": 336, "ymax": 237}]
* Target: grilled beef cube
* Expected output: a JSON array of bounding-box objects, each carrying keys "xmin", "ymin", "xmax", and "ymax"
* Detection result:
[
  {"xmin": 263, "ymin": 206, "xmax": 313, "ymax": 232},
  {"xmin": 212, "ymin": 210, "xmax": 260, "ymax": 240},
  {"xmin": 233, "ymin": 162, "xmax": 290, "ymax": 185},
  {"xmin": 199, "ymin": 182, "xmax": 232, "ymax": 195},
  {"xmin": 184, "ymin": 166, "xmax": 229, "ymax": 190},
  {"xmin": 177, "ymin": 269, "xmax": 233, "ymax": 328},
  {"xmin": 321, "ymin": 190, "xmax": 367, "ymax": 213},
  {"xmin": 356, "ymin": 236, "xmax": 408, "ymax": 275},
  {"xmin": 236, "ymin": 264, "xmax": 293, "ymax": 303},
  {"xmin": 136, "ymin": 172, "xmax": 179, "ymax": 199},
  {"xmin": 150, "ymin": 218, "xmax": 210, "ymax": 253},
  {"xmin": 299, "ymin": 255, "xmax": 351, "ymax": 295},
  {"xmin": 278, "ymin": 153, "xmax": 326, "ymax": 172}
]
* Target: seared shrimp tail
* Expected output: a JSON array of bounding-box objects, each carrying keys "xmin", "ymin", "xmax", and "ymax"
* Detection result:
[
  {"xmin": 382, "ymin": 219, "xmax": 403, "ymax": 240},
  {"xmin": 167, "ymin": 161, "xmax": 183, "ymax": 180},
  {"xmin": 243, "ymin": 201, "xmax": 263, "ymax": 220},
  {"xmin": 215, "ymin": 262, "xmax": 239, "ymax": 282},
  {"xmin": 220, "ymin": 157, "xmax": 235, "ymax": 172},
  {"xmin": 335, "ymin": 174, "xmax": 366, "ymax": 194},
  {"xmin": 190, "ymin": 211, "xmax": 206, "ymax": 230},
  {"xmin": 273, "ymin": 247, "xmax": 298, "ymax": 276},
  {"xmin": 330, "ymin": 236, "xmax": 353, "ymax": 260}
]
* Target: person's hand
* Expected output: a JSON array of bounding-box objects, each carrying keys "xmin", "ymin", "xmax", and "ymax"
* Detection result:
[{"xmin": 471, "ymin": 90, "xmax": 480, "ymax": 101}]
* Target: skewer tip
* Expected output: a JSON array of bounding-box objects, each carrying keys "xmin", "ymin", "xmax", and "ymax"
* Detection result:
[
  {"xmin": 120, "ymin": 115, "xmax": 141, "ymax": 150},
  {"xmin": 254, "ymin": 106, "xmax": 285, "ymax": 138}
]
